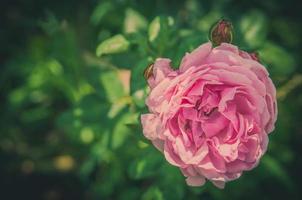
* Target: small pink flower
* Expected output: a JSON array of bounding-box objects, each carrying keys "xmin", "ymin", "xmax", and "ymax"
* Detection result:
[{"xmin": 141, "ymin": 42, "xmax": 277, "ymax": 188}]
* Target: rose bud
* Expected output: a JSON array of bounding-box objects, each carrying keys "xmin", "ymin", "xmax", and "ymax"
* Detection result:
[
  {"xmin": 144, "ymin": 63, "xmax": 154, "ymax": 80},
  {"xmin": 141, "ymin": 42, "xmax": 277, "ymax": 188},
  {"xmin": 210, "ymin": 19, "xmax": 233, "ymax": 46}
]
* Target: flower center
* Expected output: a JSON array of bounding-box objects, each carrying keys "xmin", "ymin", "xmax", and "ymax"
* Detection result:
[
  {"xmin": 195, "ymin": 100, "xmax": 218, "ymax": 118},
  {"xmin": 204, "ymin": 107, "xmax": 218, "ymax": 117}
]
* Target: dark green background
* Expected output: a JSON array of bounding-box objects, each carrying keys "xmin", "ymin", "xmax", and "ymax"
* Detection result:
[{"xmin": 1, "ymin": 0, "xmax": 302, "ymax": 199}]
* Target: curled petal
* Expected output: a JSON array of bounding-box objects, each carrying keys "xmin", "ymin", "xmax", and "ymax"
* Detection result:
[
  {"xmin": 180, "ymin": 42, "xmax": 212, "ymax": 72},
  {"xmin": 186, "ymin": 176, "xmax": 206, "ymax": 187},
  {"xmin": 141, "ymin": 114, "xmax": 161, "ymax": 140},
  {"xmin": 147, "ymin": 58, "xmax": 174, "ymax": 88},
  {"xmin": 211, "ymin": 180, "xmax": 225, "ymax": 189}
]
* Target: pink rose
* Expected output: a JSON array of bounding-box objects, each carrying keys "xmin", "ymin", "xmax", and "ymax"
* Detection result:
[{"xmin": 141, "ymin": 42, "xmax": 277, "ymax": 188}]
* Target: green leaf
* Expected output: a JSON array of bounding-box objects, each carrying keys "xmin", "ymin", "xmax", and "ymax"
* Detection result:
[
  {"xmin": 197, "ymin": 11, "xmax": 221, "ymax": 33},
  {"xmin": 148, "ymin": 17, "xmax": 161, "ymax": 42},
  {"xmin": 99, "ymin": 70, "xmax": 126, "ymax": 103},
  {"xmin": 79, "ymin": 157, "xmax": 96, "ymax": 178},
  {"xmin": 117, "ymin": 187, "xmax": 141, "ymax": 200},
  {"xmin": 39, "ymin": 12, "xmax": 61, "ymax": 35},
  {"xmin": 158, "ymin": 164, "xmax": 185, "ymax": 200},
  {"xmin": 132, "ymin": 88, "xmax": 148, "ymax": 108},
  {"xmin": 148, "ymin": 16, "xmax": 176, "ymax": 56},
  {"xmin": 259, "ymin": 42, "xmax": 295, "ymax": 77},
  {"xmin": 142, "ymin": 187, "xmax": 164, "ymax": 200},
  {"xmin": 130, "ymin": 58, "xmax": 150, "ymax": 93},
  {"xmin": 96, "ymin": 34, "xmax": 130, "ymax": 57},
  {"xmin": 90, "ymin": 2, "xmax": 113, "ymax": 25},
  {"xmin": 262, "ymin": 155, "xmax": 293, "ymax": 187},
  {"xmin": 240, "ymin": 10, "xmax": 268, "ymax": 49},
  {"xmin": 148, "ymin": 16, "xmax": 174, "ymax": 44},
  {"xmin": 91, "ymin": 130, "xmax": 112, "ymax": 162},
  {"xmin": 124, "ymin": 8, "xmax": 147, "ymax": 33},
  {"xmin": 128, "ymin": 150, "xmax": 163, "ymax": 179},
  {"xmin": 111, "ymin": 113, "xmax": 137, "ymax": 149},
  {"xmin": 21, "ymin": 106, "xmax": 50, "ymax": 123}
]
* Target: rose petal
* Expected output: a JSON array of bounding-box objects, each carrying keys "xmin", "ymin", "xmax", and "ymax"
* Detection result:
[
  {"xmin": 148, "ymin": 58, "xmax": 173, "ymax": 88},
  {"xmin": 141, "ymin": 114, "xmax": 161, "ymax": 140},
  {"xmin": 186, "ymin": 176, "xmax": 206, "ymax": 187},
  {"xmin": 180, "ymin": 42, "xmax": 212, "ymax": 72}
]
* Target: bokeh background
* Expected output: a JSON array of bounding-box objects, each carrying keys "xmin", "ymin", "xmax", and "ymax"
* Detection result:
[{"xmin": 1, "ymin": 0, "xmax": 302, "ymax": 199}]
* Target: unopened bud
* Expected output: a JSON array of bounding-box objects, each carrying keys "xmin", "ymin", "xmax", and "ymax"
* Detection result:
[
  {"xmin": 143, "ymin": 63, "xmax": 154, "ymax": 80},
  {"xmin": 210, "ymin": 19, "xmax": 233, "ymax": 46}
]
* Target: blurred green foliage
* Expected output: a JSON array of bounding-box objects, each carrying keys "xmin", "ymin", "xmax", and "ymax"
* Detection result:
[{"xmin": 1, "ymin": 0, "xmax": 302, "ymax": 199}]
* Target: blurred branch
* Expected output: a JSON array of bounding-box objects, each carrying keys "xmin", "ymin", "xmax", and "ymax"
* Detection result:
[{"xmin": 277, "ymin": 74, "xmax": 302, "ymax": 100}]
